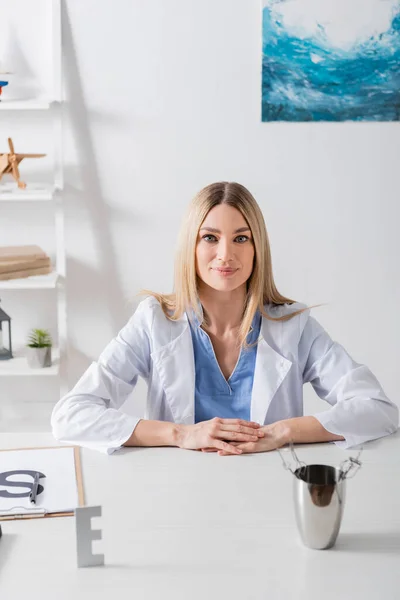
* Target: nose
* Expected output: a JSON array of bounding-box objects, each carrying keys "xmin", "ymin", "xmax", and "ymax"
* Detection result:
[{"xmin": 216, "ymin": 238, "xmax": 234, "ymax": 263}]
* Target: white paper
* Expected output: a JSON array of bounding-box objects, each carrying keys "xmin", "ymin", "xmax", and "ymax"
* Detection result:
[{"xmin": 0, "ymin": 447, "xmax": 79, "ymax": 516}]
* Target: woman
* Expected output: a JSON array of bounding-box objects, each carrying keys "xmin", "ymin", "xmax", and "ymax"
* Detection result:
[{"xmin": 51, "ymin": 182, "xmax": 398, "ymax": 455}]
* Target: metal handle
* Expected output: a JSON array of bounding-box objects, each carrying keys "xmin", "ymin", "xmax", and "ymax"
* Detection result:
[
  {"xmin": 278, "ymin": 444, "xmax": 363, "ymax": 481},
  {"xmin": 277, "ymin": 442, "xmax": 306, "ymax": 474},
  {"xmin": 339, "ymin": 449, "xmax": 363, "ymax": 480}
]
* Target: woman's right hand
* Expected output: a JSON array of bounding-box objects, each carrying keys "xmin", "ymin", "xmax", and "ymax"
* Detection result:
[{"xmin": 176, "ymin": 417, "xmax": 264, "ymax": 455}]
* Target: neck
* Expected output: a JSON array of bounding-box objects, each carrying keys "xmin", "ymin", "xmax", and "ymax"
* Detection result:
[{"xmin": 197, "ymin": 284, "xmax": 247, "ymax": 337}]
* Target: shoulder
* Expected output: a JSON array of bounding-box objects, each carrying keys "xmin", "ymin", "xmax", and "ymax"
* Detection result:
[
  {"xmin": 132, "ymin": 295, "xmax": 187, "ymax": 345},
  {"xmin": 271, "ymin": 301, "xmax": 332, "ymax": 342},
  {"xmin": 261, "ymin": 301, "xmax": 315, "ymax": 348},
  {"xmin": 260, "ymin": 301, "xmax": 328, "ymax": 358},
  {"xmin": 264, "ymin": 301, "xmax": 310, "ymax": 324},
  {"xmin": 132, "ymin": 296, "xmax": 170, "ymax": 327},
  {"xmin": 135, "ymin": 295, "xmax": 163, "ymax": 314}
]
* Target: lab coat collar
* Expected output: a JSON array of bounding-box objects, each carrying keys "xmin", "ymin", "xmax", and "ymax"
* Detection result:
[
  {"xmin": 187, "ymin": 300, "xmax": 255, "ymax": 333},
  {"xmin": 150, "ymin": 307, "xmax": 292, "ymax": 425}
]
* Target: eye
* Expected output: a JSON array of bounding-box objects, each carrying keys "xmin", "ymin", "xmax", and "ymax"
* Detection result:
[
  {"xmin": 235, "ymin": 235, "xmax": 250, "ymax": 243},
  {"xmin": 202, "ymin": 234, "xmax": 217, "ymax": 242}
]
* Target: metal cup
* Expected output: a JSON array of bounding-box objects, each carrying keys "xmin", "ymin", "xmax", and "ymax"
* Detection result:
[
  {"xmin": 293, "ymin": 463, "xmax": 345, "ymax": 549},
  {"xmin": 278, "ymin": 445, "xmax": 362, "ymax": 550}
]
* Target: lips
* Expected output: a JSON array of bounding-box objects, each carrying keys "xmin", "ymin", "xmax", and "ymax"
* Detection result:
[{"xmin": 214, "ymin": 268, "xmax": 237, "ymax": 273}]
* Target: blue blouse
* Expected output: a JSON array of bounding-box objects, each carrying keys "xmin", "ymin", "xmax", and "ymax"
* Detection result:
[{"xmin": 187, "ymin": 306, "xmax": 262, "ymax": 423}]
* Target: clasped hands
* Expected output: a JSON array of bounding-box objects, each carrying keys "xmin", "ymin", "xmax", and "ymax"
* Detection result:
[{"xmin": 177, "ymin": 417, "xmax": 290, "ymax": 456}]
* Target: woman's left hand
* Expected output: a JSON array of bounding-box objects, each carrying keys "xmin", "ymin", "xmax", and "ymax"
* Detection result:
[{"xmin": 201, "ymin": 421, "xmax": 290, "ymax": 455}]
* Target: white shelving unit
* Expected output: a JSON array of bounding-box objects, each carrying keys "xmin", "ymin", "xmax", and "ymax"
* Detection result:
[
  {"xmin": 0, "ymin": 347, "xmax": 60, "ymax": 376},
  {"xmin": 0, "ymin": 99, "xmax": 53, "ymax": 110},
  {"xmin": 0, "ymin": 0, "xmax": 67, "ymax": 397},
  {"xmin": 0, "ymin": 182, "xmax": 56, "ymax": 202},
  {"xmin": 0, "ymin": 272, "xmax": 59, "ymax": 290}
]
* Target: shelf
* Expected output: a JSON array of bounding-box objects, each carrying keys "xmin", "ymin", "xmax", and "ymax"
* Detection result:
[
  {"xmin": 0, "ymin": 98, "xmax": 53, "ymax": 110},
  {"xmin": 0, "ymin": 347, "xmax": 60, "ymax": 376},
  {"xmin": 0, "ymin": 271, "xmax": 59, "ymax": 290},
  {"xmin": 0, "ymin": 183, "xmax": 56, "ymax": 202}
]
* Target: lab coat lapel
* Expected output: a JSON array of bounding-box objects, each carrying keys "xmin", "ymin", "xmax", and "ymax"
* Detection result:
[
  {"xmin": 250, "ymin": 318, "xmax": 292, "ymax": 424},
  {"xmin": 151, "ymin": 318, "xmax": 195, "ymax": 424},
  {"xmin": 151, "ymin": 310, "xmax": 293, "ymax": 426}
]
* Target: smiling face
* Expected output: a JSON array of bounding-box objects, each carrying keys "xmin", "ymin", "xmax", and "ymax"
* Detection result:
[{"xmin": 195, "ymin": 204, "xmax": 255, "ymax": 294}]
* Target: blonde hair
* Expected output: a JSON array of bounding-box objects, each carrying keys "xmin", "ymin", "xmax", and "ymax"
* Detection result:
[{"xmin": 139, "ymin": 182, "xmax": 320, "ymax": 348}]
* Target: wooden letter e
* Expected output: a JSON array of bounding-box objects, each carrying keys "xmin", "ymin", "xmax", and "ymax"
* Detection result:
[{"xmin": 75, "ymin": 505, "xmax": 105, "ymax": 568}]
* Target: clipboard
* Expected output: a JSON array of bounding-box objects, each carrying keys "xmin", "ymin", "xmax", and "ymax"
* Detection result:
[{"xmin": 0, "ymin": 445, "xmax": 85, "ymax": 521}]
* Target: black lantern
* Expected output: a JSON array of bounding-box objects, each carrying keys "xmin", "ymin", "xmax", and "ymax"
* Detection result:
[{"xmin": 0, "ymin": 299, "xmax": 13, "ymax": 360}]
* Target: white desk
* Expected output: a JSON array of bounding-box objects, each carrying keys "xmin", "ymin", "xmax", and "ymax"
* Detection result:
[{"xmin": 0, "ymin": 432, "xmax": 399, "ymax": 600}]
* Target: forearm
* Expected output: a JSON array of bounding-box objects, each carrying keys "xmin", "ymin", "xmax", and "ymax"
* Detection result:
[
  {"xmin": 272, "ymin": 416, "xmax": 345, "ymax": 446},
  {"xmin": 122, "ymin": 419, "xmax": 182, "ymax": 447}
]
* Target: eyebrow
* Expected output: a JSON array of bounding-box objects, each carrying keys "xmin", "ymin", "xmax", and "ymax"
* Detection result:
[{"xmin": 199, "ymin": 226, "xmax": 251, "ymax": 234}]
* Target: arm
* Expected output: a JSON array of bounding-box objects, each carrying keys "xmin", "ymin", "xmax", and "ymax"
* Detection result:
[
  {"xmin": 124, "ymin": 418, "xmax": 265, "ymax": 455},
  {"xmin": 299, "ymin": 316, "xmax": 398, "ymax": 448},
  {"xmin": 51, "ymin": 301, "xmax": 153, "ymax": 454},
  {"xmin": 122, "ymin": 419, "xmax": 181, "ymax": 447},
  {"xmin": 219, "ymin": 315, "xmax": 398, "ymax": 456},
  {"xmin": 218, "ymin": 313, "xmax": 399, "ymax": 456},
  {"xmin": 215, "ymin": 416, "xmax": 344, "ymax": 455},
  {"xmin": 274, "ymin": 415, "xmax": 344, "ymax": 444}
]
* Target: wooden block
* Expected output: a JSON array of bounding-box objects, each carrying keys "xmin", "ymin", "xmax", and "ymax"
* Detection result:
[
  {"xmin": 0, "ymin": 265, "xmax": 52, "ymax": 281},
  {"xmin": 0, "ymin": 257, "xmax": 50, "ymax": 275},
  {"xmin": 0, "ymin": 245, "xmax": 47, "ymax": 263}
]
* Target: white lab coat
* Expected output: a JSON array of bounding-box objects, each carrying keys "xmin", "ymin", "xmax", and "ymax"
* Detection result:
[{"xmin": 51, "ymin": 297, "xmax": 398, "ymax": 454}]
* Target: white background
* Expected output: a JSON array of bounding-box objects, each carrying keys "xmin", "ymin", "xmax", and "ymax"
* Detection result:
[{"xmin": 0, "ymin": 0, "xmax": 399, "ymax": 431}]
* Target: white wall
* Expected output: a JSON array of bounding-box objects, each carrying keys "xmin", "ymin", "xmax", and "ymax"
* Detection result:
[{"xmin": 1, "ymin": 0, "xmax": 399, "ymax": 431}]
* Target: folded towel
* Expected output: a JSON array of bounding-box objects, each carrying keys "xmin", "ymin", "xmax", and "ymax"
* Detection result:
[
  {"xmin": 0, "ymin": 257, "xmax": 51, "ymax": 275},
  {"xmin": 0, "ymin": 245, "xmax": 48, "ymax": 263},
  {"xmin": 0, "ymin": 265, "xmax": 52, "ymax": 281}
]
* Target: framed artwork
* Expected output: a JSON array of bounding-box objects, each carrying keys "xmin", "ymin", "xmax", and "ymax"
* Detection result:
[{"xmin": 262, "ymin": 0, "xmax": 400, "ymax": 121}]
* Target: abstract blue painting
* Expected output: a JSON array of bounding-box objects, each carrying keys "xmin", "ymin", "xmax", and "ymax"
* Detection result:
[{"xmin": 262, "ymin": 0, "xmax": 400, "ymax": 121}]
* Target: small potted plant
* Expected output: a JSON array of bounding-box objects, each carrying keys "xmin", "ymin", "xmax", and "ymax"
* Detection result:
[{"xmin": 26, "ymin": 328, "xmax": 52, "ymax": 368}]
